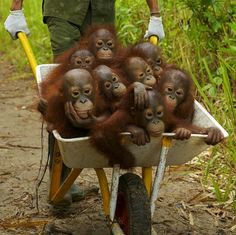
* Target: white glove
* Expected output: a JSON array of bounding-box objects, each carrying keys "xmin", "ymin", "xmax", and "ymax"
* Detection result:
[
  {"xmin": 4, "ymin": 10, "xmax": 30, "ymax": 40},
  {"xmin": 144, "ymin": 16, "xmax": 165, "ymax": 40}
]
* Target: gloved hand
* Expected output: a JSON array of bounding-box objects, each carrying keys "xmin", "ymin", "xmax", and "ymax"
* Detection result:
[
  {"xmin": 4, "ymin": 9, "xmax": 30, "ymax": 40},
  {"xmin": 144, "ymin": 16, "xmax": 165, "ymax": 40}
]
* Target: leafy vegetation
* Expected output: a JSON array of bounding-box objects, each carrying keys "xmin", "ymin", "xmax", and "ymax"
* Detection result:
[
  {"xmin": 0, "ymin": 0, "xmax": 235, "ymax": 212},
  {"xmin": 117, "ymin": 0, "xmax": 236, "ymax": 212}
]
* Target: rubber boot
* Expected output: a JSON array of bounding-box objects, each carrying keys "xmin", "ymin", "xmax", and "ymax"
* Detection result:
[{"xmin": 70, "ymin": 184, "xmax": 85, "ymax": 202}]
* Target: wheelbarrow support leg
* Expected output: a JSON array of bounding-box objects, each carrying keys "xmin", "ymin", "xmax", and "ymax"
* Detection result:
[
  {"xmin": 110, "ymin": 164, "xmax": 120, "ymax": 221},
  {"xmin": 142, "ymin": 167, "xmax": 152, "ymax": 196},
  {"xmin": 49, "ymin": 141, "xmax": 62, "ymax": 201},
  {"xmin": 110, "ymin": 165, "xmax": 126, "ymax": 235},
  {"xmin": 95, "ymin": 168, "xmax": 110, "ymax": 216},
  {"xmin": 150, "ymin": 137, "xmax": 172, "ymax": 217}
]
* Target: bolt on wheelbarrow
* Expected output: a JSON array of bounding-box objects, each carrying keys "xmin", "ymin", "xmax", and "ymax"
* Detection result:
[{"xmin": 17, "ymin": 31, "xmax": 228, "ymax": 235}]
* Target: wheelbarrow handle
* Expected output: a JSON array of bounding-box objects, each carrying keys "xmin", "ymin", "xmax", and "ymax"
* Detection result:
[
  {"xmin": 149, "ymin": 35, "xmax": 158, "ymax": 45},
  {"xmin": 17, "ymin": 32, "xmax": 38, "ymax": 80}
]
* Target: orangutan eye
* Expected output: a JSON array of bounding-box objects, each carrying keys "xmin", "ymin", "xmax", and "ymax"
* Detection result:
[
  {"xmin": 157, "ymin": 111, "xmax": 163, "ymax": 117},
  {"xmin": 145, "ymin": 110, "xmax": 154, "ymax": 119},
  {"xmin": 75, "ymin": 59, "xmax": 82, "ymax": 65},
  {"xmin": 139, "ymin": 72, "xmax": 144, "ymax": 78},
  {"xmin": 96, "ymin": 40, "xmax": 103, "ymax": 47},
  {"xmin": 72, "ymin": 90, "xmax": 80, "ymax": 98},
  {"xmin": 107, "ymin": 40, "xmax": 114, "ymax": 48},
  {"xmin": 146, "ymin": 68, "xmax": 151, "ymax": 73},
  {"xmin": 176, "ymin": 89, "xmax": 183, "ymax": 96},
  {"xmin": 156, "ymin": 59, "xmax": 161, "ymax": 65},
  {"xmin": 85, "ymin": 58, "xmax": 91, "ymax": 64},
  {"xmin": 165, "ymin": 87, "xmax": 173, "ymax": 93},
  {"xmin": 105, "ymin": 81, "xmax": 112, "ymax": 89},
  {"xmin": 112, "ymin": 76, "xmax": 118, "ymax": 82},
  {"xmin": 84, "ymin": 89, "xmax": 91, "ymax": 95}
]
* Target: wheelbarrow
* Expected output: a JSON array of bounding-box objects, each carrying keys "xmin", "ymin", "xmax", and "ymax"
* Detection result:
[{"xmin": 18, "ymin": 32, "xmax": 228, "ymax": 235}]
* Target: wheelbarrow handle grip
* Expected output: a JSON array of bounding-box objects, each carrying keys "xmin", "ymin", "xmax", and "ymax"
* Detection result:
[
  {"xmin": 17, "ymin": 32, "xmax": 38, "ymax": 80},
  {"xmin": 149, "ymin": 35, "xmax": 158, "ymax": 46}
]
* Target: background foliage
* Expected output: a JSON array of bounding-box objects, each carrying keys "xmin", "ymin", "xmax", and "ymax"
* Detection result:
[{"xmin": 0, "ymin": 0, "xmax": 235, "ymax": 212}]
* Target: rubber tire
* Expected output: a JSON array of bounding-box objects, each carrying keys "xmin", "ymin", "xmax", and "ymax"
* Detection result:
[{"xmin": 115, "ymin": 173, "xmax": 151, "ymax": 235}]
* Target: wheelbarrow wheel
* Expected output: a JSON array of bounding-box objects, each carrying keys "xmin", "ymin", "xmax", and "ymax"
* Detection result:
[{"xmin": 115, "ymin": 173, "xmax": 151, "ymax": 235}]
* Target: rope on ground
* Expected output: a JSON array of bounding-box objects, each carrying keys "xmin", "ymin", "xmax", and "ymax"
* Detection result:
[{"xmin": 35, "ymin": 120, "xmax": 49, "ymax": 212}]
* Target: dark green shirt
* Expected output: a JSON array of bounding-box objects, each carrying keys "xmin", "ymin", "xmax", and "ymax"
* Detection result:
[{"xmin": 43, "ymin": 0, "xmax": 115, "ymax": 25}]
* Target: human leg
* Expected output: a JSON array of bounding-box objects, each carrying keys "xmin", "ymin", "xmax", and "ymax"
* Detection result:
[{"xmin": 44, "ymin": 16, "xmax": 82, "ymax": 61}]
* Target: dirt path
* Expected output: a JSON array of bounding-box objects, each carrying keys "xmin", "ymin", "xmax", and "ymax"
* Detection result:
[{"xmin": 0, "ymin": 60, "xmax": 235, "ymax": 235}]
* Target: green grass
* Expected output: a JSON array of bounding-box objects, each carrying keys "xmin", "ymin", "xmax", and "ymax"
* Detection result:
[{"xmin": 0, "ymin": 0, "xmax": 235, "ymax": 213}]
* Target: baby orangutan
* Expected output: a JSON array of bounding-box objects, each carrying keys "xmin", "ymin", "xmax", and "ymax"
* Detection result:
[
  {"xmin": 42, "ymin": 69, "xmax": 97, "ymax": 138},
  {"xmin": 90, "ymin": 90, "xmax": 165, "ymax": 168},
  {"xmin": 69, "ymin": 49, "xmax": 95, "ymax": 70},
  {"xmin": 158, "ymin": 67, "xmax": 224, "ymax": 145},
  {"xmin": 81, "ymin": 25, "xmax": 118, "ymax": 61},
  {"xmin": 134, "ymin": 42, "xmax": 165, "ymax": 81},
  {"xmin": 123, "ymin": 55, "xmax": 157, "ymax": 110},
  {"xmin": 92, "ymin": 65, "xmax": 129, "ymax": 115}
]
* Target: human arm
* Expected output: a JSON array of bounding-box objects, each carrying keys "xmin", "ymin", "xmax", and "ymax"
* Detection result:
[
  {"xmin": 145, "ymin": 0, "xmax": 165, "ymax": 40},
  {"xmin": 4, "ymin": 0, "xmax": 30, "ymax": 40},
  {"xmin": 10, "ymin": 0, "xmax": 24, "ymax": 10},
  {"xmin": 146, "ymin": 0, "xmax": 160, "ymax": 16}
]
